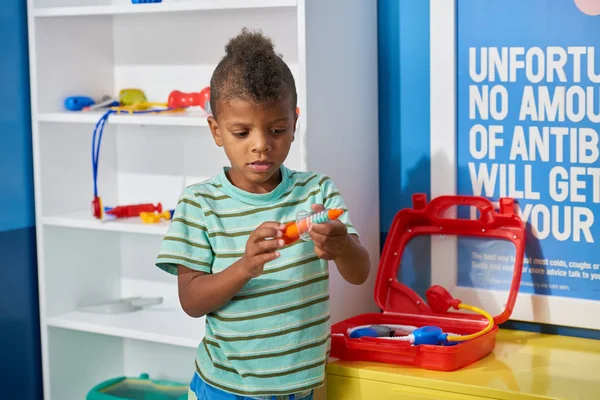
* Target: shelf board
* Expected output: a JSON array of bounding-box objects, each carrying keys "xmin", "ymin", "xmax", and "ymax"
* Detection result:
[
  {"xmin": 33, "ymin": 0, "xmax": 297, "ymax": 17},
  {"xmin": 45, "ymin": 307, "xmax": 203, "ymax": 348},
  {"xmin": 36, "ymin": 110, "xmax": 209, "ymax": 127},
  {"xmin": 42, "ymin": 210, "xmax": 170, "ymax": 235}
]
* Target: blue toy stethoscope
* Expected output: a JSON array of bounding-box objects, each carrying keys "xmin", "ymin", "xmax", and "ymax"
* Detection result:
[{"xmin": 346, "ymin": 301, "xmax": 494, "ymax": 346}]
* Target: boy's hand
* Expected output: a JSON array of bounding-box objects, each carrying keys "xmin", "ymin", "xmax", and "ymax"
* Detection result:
[
  {"xmin": 239, "ymin": 222, "xmax": 285, "ymax": 278},
  {"xmin": 308, "ymin": 204, "xmax": 349, "ymax": 260}
]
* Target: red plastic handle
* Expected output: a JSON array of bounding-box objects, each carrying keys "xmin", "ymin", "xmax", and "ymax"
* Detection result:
[{"xmin": 424, "ymin": 195, "xmax": 497, "ymax": 227}]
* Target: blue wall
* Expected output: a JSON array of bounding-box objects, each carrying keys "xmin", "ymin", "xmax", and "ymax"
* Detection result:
[
  {"xmin": 378, "ymin": 0, "xmax": 431, "ymax": 297},
  {"xmin": 377, "ymin": 0, "xmax": 600, "ymax": 340},
  {"xmin": 0, "ymin": 1, "xmax": 43, "ymax": 398}
]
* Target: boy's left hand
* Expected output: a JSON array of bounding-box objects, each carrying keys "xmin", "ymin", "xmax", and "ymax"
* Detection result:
[{"xmin": 308, "ymin": 204, "xmax": 348, "ymax": 260}]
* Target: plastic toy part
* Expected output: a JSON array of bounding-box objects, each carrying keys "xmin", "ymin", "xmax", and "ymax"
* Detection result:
[
  {"xmin": 105, "ymin": 203, "xmax": 162, "ymax": 219},
  {"xmin": 83, "ymin": 96, "xmax": 119, "ymax": 112},
  {"xmin": 132, "ymin": 0, "xmax": 162, "ymax": 3},
  {"xmin": 348, "ymin": 324, "xmax": 417, "ymax": 338},
  {"xmin": 167, "ymin": 87, "xmax": 211, "ymax": 112},
  {"xmin": 140, "ymin": 210, "xmax": 174, "ymax": 224},
  {"xmin": 445, "ymin": 303, "xmax": 494, "ymax": 342},
  {"xmin": 65, "ymin": 96, "xmax": 95, "ymax": 111},
  {"xmin": 119, "ymin": 88, "xmax": 148, "ymax": 107},
  {"xmin": 91, "ymin": 196, "xmax": 104, "ymax": 219},
  {"xmin": 426, "ymin": 285, "xmax": 461, "ymax": 313},
  {"xmin": 282, "ymin": 208, "xmax": 345, "ymax": 245}
]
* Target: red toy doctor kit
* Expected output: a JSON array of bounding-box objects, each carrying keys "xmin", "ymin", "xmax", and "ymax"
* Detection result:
[{"xmin": 330, "ymin": 194, "xmax": 526, "ymax": 371}]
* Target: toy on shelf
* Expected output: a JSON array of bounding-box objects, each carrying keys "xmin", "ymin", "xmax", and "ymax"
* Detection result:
[
  {"xmin": 89, "ymin": 87, "xmax": 210, "ymax": 220},
  {"xmin": 168, "ymin": 87, "xmax": 210, "ymax": 113},
  {"xmin": 329, "ymin": 194, "xmax": 526, "ymax": 371},
  {"xmin": 65, "ymin": 96, "xmax": 95, "ymax": 111},
  {"xmin": 282, "ymin": 208, "xmax": 344, "ymax": 245},
  {"xmin": 140, "ymin": 210, "xmax": 174, "ymax": 224},
  {"xmin": 65, "ymin": 95, "xmax": 119, "ymax": 111},
  {"xmin": 105, "ymin": 203, "xmax": 163, "ymax": 219}
]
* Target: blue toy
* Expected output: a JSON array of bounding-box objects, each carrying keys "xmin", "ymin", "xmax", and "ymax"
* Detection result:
[{"xmin": 64, "ymin": 96, "xmax": 94, "ymax": 111}]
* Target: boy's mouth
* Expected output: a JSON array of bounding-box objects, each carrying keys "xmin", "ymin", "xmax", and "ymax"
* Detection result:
[{"xmin": 247, "ymin": 161, "xmax": 274, "ymax": 173}]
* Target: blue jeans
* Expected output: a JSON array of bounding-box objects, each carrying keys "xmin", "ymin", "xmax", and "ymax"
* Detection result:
[{"xmin": 189, "ymin": 373, "xmax": 313, "ymax": 400}]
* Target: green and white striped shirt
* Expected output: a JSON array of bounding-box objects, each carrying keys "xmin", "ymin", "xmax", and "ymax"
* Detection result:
[{"xmin": 155, "ymin": 164, "xmax": 357, "ymax": 397}]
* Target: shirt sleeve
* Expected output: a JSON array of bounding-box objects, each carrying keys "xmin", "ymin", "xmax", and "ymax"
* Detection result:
[
  {"xmin": 155, "ymin": 190, "xmax": 214, "ymax": 275},
  {"xmin": 318, "ymin": 175, "xmax": 359, "ymax": 237}
]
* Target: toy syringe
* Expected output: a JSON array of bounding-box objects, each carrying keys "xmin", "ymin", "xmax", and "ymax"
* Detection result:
[{"xmin": 282, "ymin": 208, "xmax": 345, "ymax": 245}]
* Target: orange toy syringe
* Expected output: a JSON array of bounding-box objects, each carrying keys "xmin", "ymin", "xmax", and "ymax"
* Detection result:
[{"xmin": 282, "ymin": 208, "xmax": 345, "ymax": 245}]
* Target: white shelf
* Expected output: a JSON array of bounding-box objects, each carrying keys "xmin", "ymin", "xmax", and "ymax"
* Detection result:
[
  {"xmin": 46, "ymin": 307, "xmax": 202, "ymax": 348},
  {"xmin": 42, "ymin": 210, "xmax": 170, "ymax": 235},
  {"xmin": 33, "ymin": 0, "xmax": 297, "ymax": 17},
  {"xmin": 36, "ymin": 110, "xmax": 209, "ymax": 127}
]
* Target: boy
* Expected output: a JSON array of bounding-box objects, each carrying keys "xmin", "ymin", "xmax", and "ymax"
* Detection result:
[{"xmin": 155, "ymin": 28, "xmax": 370, "ymax": 400}]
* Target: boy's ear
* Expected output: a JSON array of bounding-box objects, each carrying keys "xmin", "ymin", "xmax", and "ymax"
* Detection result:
[
  {"xmin": 292, "ymin": 110, "xmax": 298, "ymax": 142},
  {"xmin": 207, "ymin": 116, "xmax": 223, "ymax": 147}
]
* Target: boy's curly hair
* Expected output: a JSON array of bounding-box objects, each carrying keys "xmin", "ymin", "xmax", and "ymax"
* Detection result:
[{"xmin": 210, "ymin": 28, "xmax": 297, "ymax": 118}]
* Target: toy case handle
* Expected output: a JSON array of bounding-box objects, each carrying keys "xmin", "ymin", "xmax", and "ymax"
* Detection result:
[{"xmin": 415, "ymin": 194, "xmax": 514, "ymax": 229}]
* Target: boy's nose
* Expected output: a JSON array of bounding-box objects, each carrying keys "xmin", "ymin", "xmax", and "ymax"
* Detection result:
[{"xmin": 251, "ymin": 132, "xmax": 272, "ymax": 152}]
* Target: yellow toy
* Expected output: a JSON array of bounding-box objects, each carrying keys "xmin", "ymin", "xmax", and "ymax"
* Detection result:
[
  {"xmin": 140, "ymin": 210, "xmax": 173, "ymax": 224},
  {"xmin": 112, "ymin": 89, "xmax": 184, "ymax": 114}
]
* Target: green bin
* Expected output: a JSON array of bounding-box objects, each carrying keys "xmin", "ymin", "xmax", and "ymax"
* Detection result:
[{"xmin": 87, "ymin": 373, "xmax": 188, "ymax": 400}]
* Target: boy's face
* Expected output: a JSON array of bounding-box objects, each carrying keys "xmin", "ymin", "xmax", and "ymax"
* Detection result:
[{"xmin": 207, "ymin": 97, "xmax": 297, "ymax": 194}]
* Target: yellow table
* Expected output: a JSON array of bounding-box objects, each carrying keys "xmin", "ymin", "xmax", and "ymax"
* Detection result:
[{"xmin": 326, "ymin": 329, "xmax": 600, "ymax": 399}]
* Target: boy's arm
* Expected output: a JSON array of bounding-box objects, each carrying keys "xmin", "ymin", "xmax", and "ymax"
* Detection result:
[
  {"xmin": 313, "ymin": 176, "xmax": 371, "ymax": 285},
  {"xmin": 310, "ymin": 221, "xmax": 370, "ymax": 285},
  {"xmin": 333, "ymin": 234, "xmax": 371, "ymax": 285},
  {"xmin": 177, "ymin": 221, "xmax": 285, "ymax": 318},
  {"xmin": 177, "ymin": 261, "xmax": 251, "ymax": 318}
]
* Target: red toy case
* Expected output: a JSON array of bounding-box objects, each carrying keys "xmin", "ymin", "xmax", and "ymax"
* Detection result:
[{"xmin": 330, "ymin": 194, "xmax": 526, "ymax": 371}]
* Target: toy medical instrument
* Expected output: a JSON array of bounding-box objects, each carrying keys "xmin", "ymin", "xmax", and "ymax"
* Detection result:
[
  {"xmin": 168, "ymin": 88, "xmax": 210, "ymax": 112},
  {"xmin": 83, "ymin": 96, "xmax": 119, "ymax": 111},
  {"xmin": 348, "ymin": 324, "xmax": 417, "ymax": 338},
  {"xmin": 282, "ymin": 208, "xmax": 345, "ymax": 245},
  {"xmin": 140, "ymin": 210, "xmax": 174, "ymax": 224},
  {"xmin": 65, "ymin": 96, "xmax": 95, "ymax": 111},
  {"xmin": 346, "ymin": 286, "xmax": 494, "ymax": 346},
  {"xmin": 105, "ymin": 203, "xmax": 162, "ymax": 219}
]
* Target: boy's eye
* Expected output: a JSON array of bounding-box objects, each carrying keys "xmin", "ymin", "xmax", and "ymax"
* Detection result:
[
  {"xmin": 232, "ymin": 131, "xmax": 249, "ymax": 138},
  {"xmin": 271, "ymin": 128, "xmax": 287, "ymax": 134}
]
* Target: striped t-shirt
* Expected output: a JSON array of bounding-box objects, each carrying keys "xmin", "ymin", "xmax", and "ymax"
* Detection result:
[{"xmin": 155, "ymin": 164, "xmax": 357, "ymax": 397}]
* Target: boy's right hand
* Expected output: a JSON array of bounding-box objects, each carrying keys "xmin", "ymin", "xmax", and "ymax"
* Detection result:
[{"xmin": 239, "ymin": 222, "xmax": 285, "ymax": 279}]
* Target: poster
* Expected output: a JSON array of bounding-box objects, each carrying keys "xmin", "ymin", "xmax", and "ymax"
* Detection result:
[{"xmin": 456, "ymin": 0, "xmax": 600, "ymax": 301}]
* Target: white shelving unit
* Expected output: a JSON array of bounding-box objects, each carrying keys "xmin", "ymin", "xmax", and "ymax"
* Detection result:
[{"xmin": 26, "ymin": 1, "xmax": 379, "ymax": 399}]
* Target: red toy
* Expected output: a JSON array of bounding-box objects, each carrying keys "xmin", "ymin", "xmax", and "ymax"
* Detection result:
[
  {"xmin": 105, "ymin": 203, "xmax": 162, "ymax": 218},
  {"xmin": 168, "ymin": 88, "xmax": 210, "ymax": 112},
  {"xmin": 330, "ymin": 194, "xmax": 526, "ymax": 371}
]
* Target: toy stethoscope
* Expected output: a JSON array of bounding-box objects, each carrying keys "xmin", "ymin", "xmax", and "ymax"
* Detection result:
[{"xmin": 346, "ymin": 286, "xmax": 494, "ymax": 346}]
